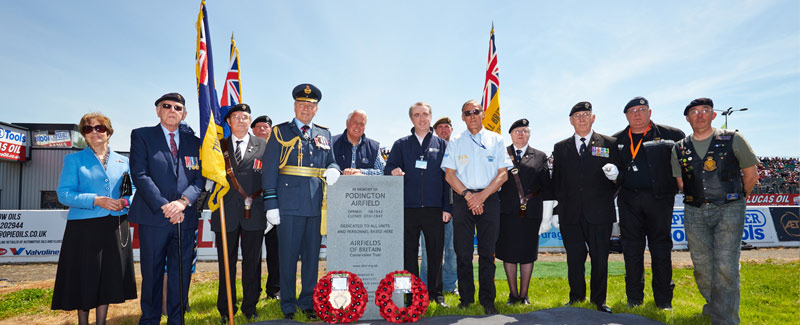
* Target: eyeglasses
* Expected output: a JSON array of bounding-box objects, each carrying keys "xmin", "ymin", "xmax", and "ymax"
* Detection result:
[
  {"xmin": 230, "ymin": 115, "xmax": 250, "ymax": 122},
  {"xmin": 688, "ymin": 108, "xmax": 714, "ymax": 116},
  {"xmin": 82, "ymin": 125, "xmax": 108, "ymax": 134},
  {"xmin": 160, "ymin": 103, "xmax": 184, "ymax": 112},
  {"xmin": 626, "ymin": 107, "xmax": 650, "ymax": 115},
  {"xmin": 571, "ymin": 112, "xmax": 592, "ymax": 120},
  {"xmin": 512, "ymin": 129, "xmax": 530, "ymax": 135},
  {"xmin": 462, "ymin": 109, "xmax": 482, "ymax": 117}
]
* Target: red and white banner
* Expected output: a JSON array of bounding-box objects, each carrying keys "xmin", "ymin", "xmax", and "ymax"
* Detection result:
[
  {"xmin": 746, "ymin": 194, "xmax": 800, "ymax": 206},
  {"xmin": 0, "ymin": 124, "xmax": 29, "ymax": 161}
]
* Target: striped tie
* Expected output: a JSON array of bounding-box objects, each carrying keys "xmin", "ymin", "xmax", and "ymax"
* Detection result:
[{"xmin": 235, "ymin": 140, "xmax": 243, "ymax": 164}]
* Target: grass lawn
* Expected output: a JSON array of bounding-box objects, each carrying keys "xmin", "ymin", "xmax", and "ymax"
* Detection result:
[{"xmin": 2, "ymin": 261, "xmax": 797, "ymax": 324}]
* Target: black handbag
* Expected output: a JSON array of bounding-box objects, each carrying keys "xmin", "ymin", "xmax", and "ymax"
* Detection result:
[{"xmin": 120, "ymin": 172, "xmax": 133, "ymax": 197}]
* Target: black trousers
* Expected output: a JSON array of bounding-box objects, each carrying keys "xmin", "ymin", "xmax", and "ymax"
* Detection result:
[
  {"xmin": 214, "ymin": 228, "xmax": 263, "ymax": 316},
  {"xmin": 404, "ymin": 207, "xmax": 444, "ymax": 300},
  {"xmin": 560, "ymin": 216, "xmax": 612, "ymax": 305},
  {"xmin": 618, "ymin": 188, "xmax": 675, "ymax": 306},
  {"xmin": 263, "ymin": 227, "xmax": 280, "ymax": 297},
  {"xmin": 452, "ymin": 192, "xmax": 500, "ymax": 307}
]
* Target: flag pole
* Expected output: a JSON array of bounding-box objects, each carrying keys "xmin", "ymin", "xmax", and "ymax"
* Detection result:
[{"xmin": 218, "ymin": 199, "xmax": 235, "ymax": 325}]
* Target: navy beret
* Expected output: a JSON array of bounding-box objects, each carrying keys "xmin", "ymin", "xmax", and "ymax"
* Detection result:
[
  {"xmin": 569, "ymin": 101, "xmax": 592, "ymax": 116},
  {"xmin": 225, "ymin": 103, "xmax": 251, "ymax": 120},
  {"xmin": 684, "ymin": 97, "xmax": 714, "ymax": 116},
  {"xmin": 624, "ymin": 96, "xmax": 649, "ymax": 113},
  {"xmin": 250, "ymin": 115, "xmax": 272, "ymax": 129},
  {"xmin": 292, "ymin": 83, "xmax": 322, "ymax": 103},
  {"xmin": 508, "ymin": 118, "xmax": 530, "ymax": 133},
  {"xmin": 155, "ymin": 92, "xmax": 185, "ymax": 107}
]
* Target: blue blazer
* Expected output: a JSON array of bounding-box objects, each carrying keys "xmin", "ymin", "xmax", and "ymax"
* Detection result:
[
  {"xmin": 57, "ymin": 148, "xmax": 134, "ymax": 220},
  {"xmin": 128, "ymin": 124, "xmax": 204, "ymax": 228}
]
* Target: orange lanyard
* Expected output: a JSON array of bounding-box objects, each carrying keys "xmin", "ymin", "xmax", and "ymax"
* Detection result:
[{"xmin": 629, "ymin": 124, "xmax": 652, "ymax": 160}]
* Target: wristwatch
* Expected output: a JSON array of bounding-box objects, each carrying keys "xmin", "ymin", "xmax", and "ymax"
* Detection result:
[
  {"xmin": 179, "ymin": 197, "xmax": 190, "ymax": 207},
  {"xmin": 461, "ymin": 189, "xmax": 469, "ymax": 197}
]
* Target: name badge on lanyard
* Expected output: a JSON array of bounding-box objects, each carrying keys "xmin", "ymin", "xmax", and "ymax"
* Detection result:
[{"xmin": 415, "ymin": 155, "xmax": 427, "ymax": 169}]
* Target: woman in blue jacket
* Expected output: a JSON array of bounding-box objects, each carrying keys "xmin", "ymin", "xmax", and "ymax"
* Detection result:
[{"xmin": 51, "ymin": 113, "xmax": 137, "ymax": 325}]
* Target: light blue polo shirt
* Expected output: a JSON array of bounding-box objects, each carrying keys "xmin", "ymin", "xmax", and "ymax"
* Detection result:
[{"xmin": 441, "ymin": 128, "xmax": 512, "ymax": 189}]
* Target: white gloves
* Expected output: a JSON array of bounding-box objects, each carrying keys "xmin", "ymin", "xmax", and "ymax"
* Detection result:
[
  {"xmin": 539, "ymin": 200, "xmax": 556, "ymax": 234},
  {"xmin": 602, "ymin": 163, "xmax": 619, "ymax": 181},
  {"xmin": 266, "ymin": 209, "xmax": 280, "ymax": 225},
  {"xmin": 324, "ymin": 168, "xmax": 341, "ymax": 186}
]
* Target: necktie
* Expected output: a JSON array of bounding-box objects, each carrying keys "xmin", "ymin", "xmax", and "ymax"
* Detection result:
[
  {"xmin": 516, "ymin": 149, "xmax": 522, "ymax": 161},
  {"xmin": 579, "ymin": 137, "xmax": 587, "ymax": 157},
  {"xmin": 169, "ymin": 133, "xmax": 178, "ymax": 159},
  {"xmin": 234, "ymin": 140, "xmax": 243, "ymax": 164},
  {"xmin": 301, "ymin": 125, "xmax": 310, "ymax": 139}
]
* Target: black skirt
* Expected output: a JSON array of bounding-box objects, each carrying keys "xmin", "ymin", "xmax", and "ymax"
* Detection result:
[
  {"xmin": 51, "ymin": 215, "xmax": 137, "ymax": 311},
  {"xmin": 495, "ymin": 212, "xmax": 542, "ymax": 264}
]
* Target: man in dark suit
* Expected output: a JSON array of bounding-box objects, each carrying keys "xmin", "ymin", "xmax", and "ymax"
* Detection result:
[
  {"xmin": 250, "ymin": 115, "xmax": 281, "ymax": 301},
  {"xmin": 261, "ymin": 83, "xmax": 341, "ymax": 320},
  {"xmin": 129, "ymin": 92, "xmax": 205, "ymax": 324},
  {"xmin": 551, "ymin": 101, "xmax": 619, "ymax": 314},
  {"xmin": 211, "ymin": 103, "xmax": 267, "ymax": 322}
]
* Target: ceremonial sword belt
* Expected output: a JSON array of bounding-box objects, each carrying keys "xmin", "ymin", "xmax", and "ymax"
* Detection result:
[{"xmin": 278, "ymin": 165, "xmax": 330, "ymax": 235}]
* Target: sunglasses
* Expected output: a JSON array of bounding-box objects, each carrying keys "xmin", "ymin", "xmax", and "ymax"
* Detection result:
[
  {"xmin": 82, "ymin": 125, "xmax": 108, "ymax": 134},
  {"xmin": 160, "ymin": 103, "xmax": 184, "ymax": 112},
  {"xmin": 462, "ymin": 109, "xmax": 482, "ymax": 117}
]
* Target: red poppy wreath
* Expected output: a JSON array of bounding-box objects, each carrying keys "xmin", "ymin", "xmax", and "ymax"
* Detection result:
[
  {"xmin": 312, "ymin": 271, "xmax": 369, "ymax": 323},
  {"xmin": 374, "ymin": 270, "xmax": 429, "ymax": 323}
]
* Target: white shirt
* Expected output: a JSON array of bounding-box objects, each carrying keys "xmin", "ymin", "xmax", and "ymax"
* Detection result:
[
  {"xmin": 160, "ymin": 124, "xmax": 180, "ymax": 150},
  {"xmin": 573, "ymin": 130, "xmax": 594, "ymax": 153},
  {"xmin": 441, "ymin": 128, "xmax": 513, "ymax": 189},
  {"xmin": 231, "ymin": 132, "xmax": 250, "ymax": 157},
  {"xmin": 513, "ymin": 144, "xmax": 529, "ymax": 155},
  {"xmin": 414, "ymin": 131, "xmax": 428, "ymax": 145}
]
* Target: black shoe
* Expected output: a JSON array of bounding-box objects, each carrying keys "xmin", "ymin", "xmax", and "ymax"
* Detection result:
[
  {"xmin": 434, "ymin": 296, "xmax": 450, "ymax": 308},
  {"xmin": 597, "ymin": 304, "xmax": 612, "ymax": 314},
  {"xmin": 302, "ymin": 308, "xmax": 317, "ymax": 320},
  {"xmin": 564, "ymin": 299, "xmax": 584, "ymax": 306},
  {"xmin": 283, "ymin": 313, "xmax": 295, "ymax": 320},
  {"xmin": 245, "ymin": 312, "xmax": 258, "ymax": 320},
  {"xmin": 656, "ymin": 303, "xmax": 673, "ymax": 310},
  {"xmin": 458, "ymin": 302, "xmax": 472, "ymax": 309},
  {"xmin": 483, "ymin": 304, "xmax": 499, "ymax": 315},
  {"xmin": 219, "ymin": 315, "xmax": 229, "ymax": 324},
  {"xmin": 506, "ymin": 295, "xmax": 518, "ymax": 306},
  {"xmin": 627, "ymin": 301, "xmax": 642, "ymax": 308},
  {"xmin": 450, "ymin": 288, "xmax": 460, "ymax": 296},
  {"xmin": 267, "ymin": 291, "xmax": 281, "ymax": 300},
  {"xmin": 520, "ymin": 296, "xmax": 530, "ymax": 305}
]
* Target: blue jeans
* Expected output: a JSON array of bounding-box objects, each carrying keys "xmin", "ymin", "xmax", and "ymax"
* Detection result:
[
  {"xmin": 420, "ymin": 221, "xmax": 458, "ymax": 292},
  {"xmin": 684, "ymin": 200, "xmax": 745, "ymax": 325}
]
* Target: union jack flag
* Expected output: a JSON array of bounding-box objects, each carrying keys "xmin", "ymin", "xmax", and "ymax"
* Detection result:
[
  {"xmin": 220, "ymin": 34, "xmax": 241, "ymax": 107},
  {"xmin": 481, "ymin": 23, "xmax": 501, "ymax": 134}
]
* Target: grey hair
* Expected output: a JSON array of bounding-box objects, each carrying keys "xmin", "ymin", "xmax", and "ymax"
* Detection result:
[{"xmin": 346, "ymin": 109, "xmax": 368, "ymax": 123}]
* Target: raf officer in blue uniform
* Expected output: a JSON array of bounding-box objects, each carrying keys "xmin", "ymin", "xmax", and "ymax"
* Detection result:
[
  {"xmin": 129, "ymin": 93, "xmax": 205, "ymax": 324},
  {"xmin": 261, "ymin": 83, "xmax": 341, "ymax": 320}
]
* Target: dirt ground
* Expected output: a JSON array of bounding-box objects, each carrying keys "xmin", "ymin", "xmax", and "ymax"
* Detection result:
[{"xmin": 0, "ymin": 248, "xmax": 797, "ymax": 324}]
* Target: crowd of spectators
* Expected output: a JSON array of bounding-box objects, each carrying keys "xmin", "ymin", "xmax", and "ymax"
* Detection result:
[{"xmin": 752, "ymin": 157, "xmax": 799, "ymax": 194}]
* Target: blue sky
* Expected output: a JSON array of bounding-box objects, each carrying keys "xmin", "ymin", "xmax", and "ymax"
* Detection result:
[{"xmin": 1, "ymin": 1, "xmax": 798, "ymax": 156}]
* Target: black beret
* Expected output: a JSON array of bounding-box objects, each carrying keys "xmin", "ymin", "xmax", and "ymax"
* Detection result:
[
  {"xmin": 433, "ymin": 117, "xmax": 452, "ymax": 129},
  {"xmin": 225, "ymin": 103, "xmax": 251, "ymax": 120},
  {"xmin": 250, "ymin": 115, "xmax": 272, "ymax": 129},
  {"xmin": 508, "ymin": 118, "xmax": 530, "ymax": 133},
  {"xmin": 684, "ymin": 97, "xmax": 714, "ymax": 116},
  {"xmin": 292, "ymin": 83, "xmax": 322, "ymax": 103},
  {"xmin": 624, "ymin": 96, "xmax": 649, "ymax": 113},
  {"xmin": 155, "ymin": 92, "xmax": 185, "ymax": 107},
  {"xmin": 569, "ymin": 101, "xmax": 592, "ymax": 116}
]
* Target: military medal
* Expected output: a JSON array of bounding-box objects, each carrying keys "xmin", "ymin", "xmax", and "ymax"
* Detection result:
[{"xmin": 703, "ymin": 156, "xmax": 717, "ymax": 171}]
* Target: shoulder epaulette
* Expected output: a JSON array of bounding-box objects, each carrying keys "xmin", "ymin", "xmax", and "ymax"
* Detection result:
[
  {"xmin": 276, "ymin": 121, "xmax": 291, "ymax": 127},
  {"xmin": 313, "ymin": 123, "xmax": 329, "ymax": 129}
]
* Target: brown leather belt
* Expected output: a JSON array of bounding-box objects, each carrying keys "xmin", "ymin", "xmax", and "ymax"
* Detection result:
[{"xmin": 222, "ymin": 140, "xmax": 262, "ymax": 219}]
